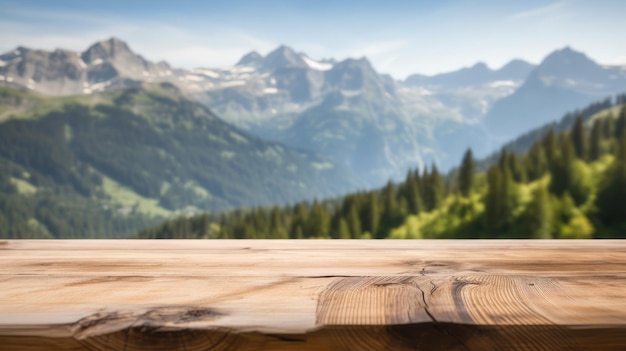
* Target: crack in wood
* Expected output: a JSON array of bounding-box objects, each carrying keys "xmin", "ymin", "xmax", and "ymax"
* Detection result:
[{"xmin": 73, "ymin": 306, "xmax": 223, "ymax": 339}]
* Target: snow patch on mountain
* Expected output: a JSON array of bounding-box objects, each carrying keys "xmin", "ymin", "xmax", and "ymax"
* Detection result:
[
  {"xmin": 225, "ymin": 66, "xmax": 256, "ymax": 74},
  {"xmin": 488, "ymin": 80, "xmax": 517, "ymax": 88},
  {"xmin": 341, "ymin": 90, "xmax": 362, "ymax": 97},
  {"xmin": 302, "ymin": 55, "xmax": 333, "ymax": 71},
  {"xmin": 193, "ymin": 69, "xmax": 220, "ymax": 79},
  {"xmin": 219, "ymin": 80, "xmax": 246, "ymax": 88},
  {"xmin": 184, "ymin": 74, "xmax": 204, "ymax": 82}
]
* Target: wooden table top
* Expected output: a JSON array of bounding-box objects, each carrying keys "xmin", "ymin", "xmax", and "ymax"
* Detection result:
[{"xmin": 1, "ymin": 240, "xmax": 625, "ymax": 350}]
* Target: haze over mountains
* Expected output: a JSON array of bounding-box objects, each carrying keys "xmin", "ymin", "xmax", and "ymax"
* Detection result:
[
  {"xmin": 485, "ymin": 47, "xmax": 626, "ymax": 142},
  {"xmin": 1, "ymin": 37, "xmax": 625, "ymax": 187}
]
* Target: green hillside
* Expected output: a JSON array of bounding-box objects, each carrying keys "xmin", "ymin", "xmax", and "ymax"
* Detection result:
[
  {"xmin": 138, "ymin": 100, "xmax": 626, "ymax": 239},
  {"xmin": 0, "ymin": 85, "xmax": 360, "ymax": 238}
]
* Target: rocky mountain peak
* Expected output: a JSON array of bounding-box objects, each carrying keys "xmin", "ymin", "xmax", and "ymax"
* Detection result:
[
  {"xmin": 324, "ymin": 57, "xmax": 384, "ymax": 92},
  {"xmin": 532, "ymin": 46, "xmax": 606, "ymax": 82},
  {"xmin": 333, "ymin": 57, "xmax": 376, "ymax": 73},
  {"xmin": 495, "ymin": 59, "xmax": 535, "ymax": 81},
  {"xmin": 15, "ymin": 46, "xmax": 30, "ymax": 55},
  {"xmin": 540, "ymin": 47, "xmax": 597, "ymax": 70},
  {"xmin": 498, "ymin": 59, "xmax": 533, "ymax": 72},
  {"xmin": 0, "ymin": 46, "xmax": 30, "ymax": 61},
  {"xmin": 81, "ymin": 37, "xmax": 135, "ymax": 64},
  {"xmin": 262, "ymin": 45, "xmax": 307, "ymax": 71},
  {"xmin": 470, "ymin": 62, "xmax": 491, "ymax": 72},
  {"xmin": 237, "ymin": 51, "xmax": 263, "ymax": 66}
]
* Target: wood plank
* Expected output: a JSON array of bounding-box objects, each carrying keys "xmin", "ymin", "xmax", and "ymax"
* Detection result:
[{"xmin": 1, "ymin": 240, "xmax": 625, "ymax": 350}]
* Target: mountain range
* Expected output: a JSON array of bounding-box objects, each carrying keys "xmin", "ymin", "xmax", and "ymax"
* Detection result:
[{"xmin": 1, "ymin": 38, "xmax": 625, "ymax": 187}]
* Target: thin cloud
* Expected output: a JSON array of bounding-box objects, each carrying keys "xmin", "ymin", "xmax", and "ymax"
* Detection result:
[{"xmin": 510, "ymin": 1, "xmax": 565, "ymax": 20}]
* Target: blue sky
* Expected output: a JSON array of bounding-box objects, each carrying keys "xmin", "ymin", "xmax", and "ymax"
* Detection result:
[{"xmin": 1, "ymin": 0, "xmax": 625, "ymax": 78}]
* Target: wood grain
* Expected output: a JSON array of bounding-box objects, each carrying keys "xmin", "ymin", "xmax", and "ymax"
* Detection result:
[{"xmin": 1, "ymin": 240, "xmax": 625, "ymax": 350}]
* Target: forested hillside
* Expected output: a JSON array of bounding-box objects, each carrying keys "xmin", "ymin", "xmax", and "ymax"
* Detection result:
[
  {"xmin": 138, "ymin": 99, "xmax": 626, "ymax": 239},
  {"xmin": 0, "ymin": 85, "xmax": 360, "ymax": 238},
  {"xmin": 480, "ymin": 94, "xmax": 626, "ymax": 166}
]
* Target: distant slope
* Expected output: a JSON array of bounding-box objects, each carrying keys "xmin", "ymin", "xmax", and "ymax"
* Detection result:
[
  {"xmin": 478, "ymin": 94, "xmax": 625, "ymax": 169},
  {"xmin": 404, "ymin": 60, "xmax": 535, "ymax": 89},
  {"xmin": 483, "ymin": 47, "xmax": 626, "ymax": 143},
  {"xmin": 0, "ymin": 85, "xmax": 362, "ymax": 238}
]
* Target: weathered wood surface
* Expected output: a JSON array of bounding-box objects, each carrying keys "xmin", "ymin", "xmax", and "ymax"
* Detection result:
[{"xmin": 1, "ymin": 240, "xmax": 625, "ymax": 350}]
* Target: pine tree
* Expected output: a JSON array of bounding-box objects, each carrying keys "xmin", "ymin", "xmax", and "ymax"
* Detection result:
[
  {"xmin": 498, "ymin": 148, "xmax": 509, "ymax": 171},
  {"xmin": 589, "ymin": 118, "xmax": 603, "ymax": 161},
  {"xmin": 525, "ymin": 143, "xmax": 548, "ymax": 181},
  {"xmin": 595, "ymin": 132, "xmax": 626, "ymax": 236},
  {"xmin": 370, "ymin": 192, "xmax": 380, "ymax": 236},
  {"xmin": 615, "ymin": 107, "xmax": 626, "ymax": 139},
  {"xmin": 484, "ymin": 166, "xmax": 502, "ymax": 237},
  {"xmin": 508, "ymin": 152, "xmax": 527, "ymax": 183},
  {"xmin": 252, "ymin": 208, "xmax": 268, "ymax": 238},
  {"xmin": 362, "ymin": 192, "xmax": 380, "ymax": 237},
  {"xmin": 542, "ymin": 130, "xmax": 558, "ymax": 163},
  {"xmin": 294, "ymin": 225, "xmax": 304, "ymax": 239},
  {"xmin": 549, "ymin": 137, "xmax": 575, "ymax": 197},
  {"xmin": 347, "ymin": 202, "xmax": 362, "ymax": 239},
  {"xmin": 404, "ymin": 173, "xmax": 422, "ymax": 215},
  {"xmin": 306, "ymin": 201, "xmax": 330, "ymax": 238},
  {"xmin": 571, "ymin": 115, "xmax": 588, "ymax": 160},
  {"xmin": 602, "ymin": 114, "xmax": 615, "ymax": 139},
  {"xmin": 379, "ymin": 181, "xmax": 400, "ymax": 232},
  {"xmin": 419, "ymin": 167, "xmax": 429, "ymax": 205},
  {"xmin": 290, "ymin": 203, "xmax": 309, "ymax": 238},
  {"xmin": 397, "ymin": 197, "xmax": 409, "ymax": 219},
  {"xmin": 485, "ymin": 154, "xmax": 520, "ymax": 236},
  {"xmin": 549, "ymin": 136, "xmax": 591, "ymax": 205},
  {"xmin": 243, "ymin": 223, "xmax": 256, "ymax": 239},
  {"xmin": 458, "ymin": 148, "xmax": 475, "ymax": 197},
  {"xmin": 424, "ymin": 163, "xmax": 444, "ymax": 211},
  {"xmin": 499, "ymin": 165, "xmax": 519, "ymax": 229},
  {"xmin": 522, "ymin": 185, "xmax": 553, "ymax": 239},
  {"xmin": 338, "ymin": 218, "xmax": 351, "ymax": 239}
]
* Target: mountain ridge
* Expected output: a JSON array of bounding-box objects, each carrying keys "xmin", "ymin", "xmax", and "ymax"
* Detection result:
[
  {"xmin": 3, "ymin": 38, "xmax": 625, "ymax": 185},
  {"xmin": 483, "ymin": 46, "xmax": 626, "ymax": 143},
  {"xmin": 404, "ymin": 59, "xmax": 536, "ymax": 88}
]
